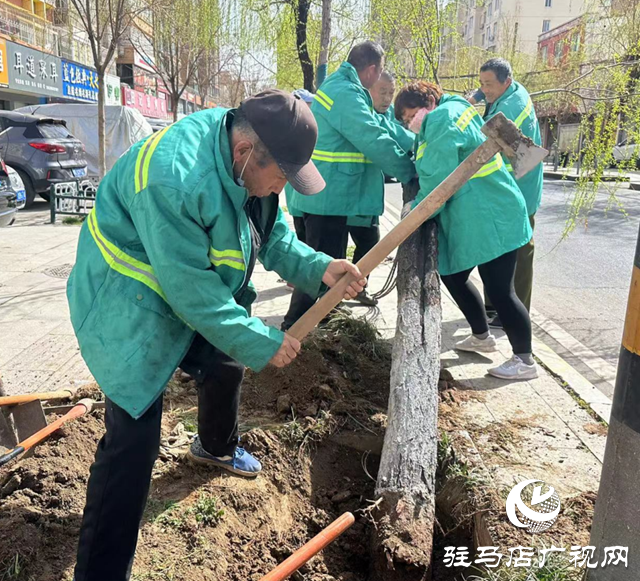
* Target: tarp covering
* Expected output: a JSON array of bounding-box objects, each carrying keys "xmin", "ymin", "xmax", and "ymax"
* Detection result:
[{"xmin": 16, "ymin": 104, "xmax": 153, "ymax": 176}]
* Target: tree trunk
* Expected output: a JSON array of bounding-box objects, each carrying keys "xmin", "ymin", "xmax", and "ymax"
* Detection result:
[
  {"xmin": 172, "ymin": 94, "xmax": 180, "ymax": 122},
  {"xmin": 97, "ymin": 70, "xmax": 107, "ymax": 178},
  {"xmin": 372, "ymin": 181, "xmax": 441, "ymax": 581},
  {"xmin": 294, "ymin": 0, "xmax": 314, "ymax": 92},
  {"xmin": 316, "ymin": 0, "xmax": 332, "ymax": 89}
]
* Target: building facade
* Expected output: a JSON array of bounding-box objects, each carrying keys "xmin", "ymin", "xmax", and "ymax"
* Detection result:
[
  {"xmin": 443, "ymin": 0, "xmax": 588, "ymax": 67},
  {"xmin": 0, "ymin": 0, "xmax": 121, "ymax": 110}
]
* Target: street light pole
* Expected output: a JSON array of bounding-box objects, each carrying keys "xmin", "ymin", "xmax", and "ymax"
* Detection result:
[{"xmin": 587, "ymin": 224, "xmax": 640, "ymax": 579}]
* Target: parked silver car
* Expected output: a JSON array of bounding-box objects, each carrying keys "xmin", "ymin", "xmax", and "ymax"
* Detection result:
[{"xmin": 0, "ymin": 111, "xmax": 88, "ymax": 207}]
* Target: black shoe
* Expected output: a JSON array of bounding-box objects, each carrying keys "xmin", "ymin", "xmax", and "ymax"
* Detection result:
[{"xmin": 488, "ymin": 315, "xmax": 503, "ymax": 330}]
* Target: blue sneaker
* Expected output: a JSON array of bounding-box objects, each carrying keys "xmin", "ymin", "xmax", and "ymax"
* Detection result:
[{"xmin": 187, "ymin": 435, "xmax": 262, "ymax": 477}]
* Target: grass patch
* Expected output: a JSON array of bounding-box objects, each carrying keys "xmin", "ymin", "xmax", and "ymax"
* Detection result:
[
  {"xmin": 177, "ymin": 410, "xmax": 197, "ymax": 433},
  {"xmin": 279, "ymin": 410, "xmax": 336, "ymax": 451},
  {"xmin": 191, "ymin": 495, "xmax": 224, "ymax": 527},
  {"xmin": 0, "ymin": 554, "xmax": 24, "ymax": 580},
  {"xmin": 325, "ymin": 311, "xmax": 390, "ymax": 361},
  {"xmin": 346, "ymin": 245, "xmax": 356, "ymax": 260},
  {"xmin": 61, "ymin": 215, "xmax": 86, "ymax": 225},
  {"xmin": 150, "ymin": 494, "xmax": 224, "ymax": 531}
]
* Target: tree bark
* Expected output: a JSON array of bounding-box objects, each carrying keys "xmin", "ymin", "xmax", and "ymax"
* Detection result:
[
  {"xmin": 372, "ymin": 181, "xmax": 441, "ymax": 581},
  {"xmin": 172, "ymin": 94, "xmax": 180, "ymax": 122},
  {"xmin": 294, "ymin": 0, "xmax": 314, "ymax": 92},
  {"xmin": 97, "ymin": 70, "xmax": 106, "ymax": 179},
  {"xmin": 316, "ymin": 0, "xmax": 332, "ymax": 89}
]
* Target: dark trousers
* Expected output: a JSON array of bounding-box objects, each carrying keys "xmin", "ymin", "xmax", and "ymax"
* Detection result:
[
  {"xmin": 348, "ymin": 224, "xmax": 380, "ymax": 265},
  {"xmin": 486, "ymin": 214, "xmax": 535, "ymax": 313},
  {"xmin": 74, "ymin": 336, "xmax": 244, "ymax": 581},
  {"xmin": 293, "ymin": 216, "xmax": 306, "ymax": 244},
  {"xmin": 441, "ymin": 249, "xmax": 532, "ymax": 354},
  {"xmin": 282, "ymin": 213, "xmax": 348, "ymax": 330}
]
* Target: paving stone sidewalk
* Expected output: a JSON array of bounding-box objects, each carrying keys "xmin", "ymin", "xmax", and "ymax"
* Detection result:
[{"xmin": 0, "ymin": 199, "xmax": 607, "ymax": 498}]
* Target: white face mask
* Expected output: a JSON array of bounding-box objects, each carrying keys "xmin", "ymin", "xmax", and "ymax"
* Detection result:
[{"xmin": 233, "ymin": 144, "xmax": 254, "ymax": 188}]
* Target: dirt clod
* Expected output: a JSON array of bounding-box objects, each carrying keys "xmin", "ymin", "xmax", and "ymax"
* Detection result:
[{"xmin": 276, "ymin": 394, "xmax": 293, "ymax": 415}]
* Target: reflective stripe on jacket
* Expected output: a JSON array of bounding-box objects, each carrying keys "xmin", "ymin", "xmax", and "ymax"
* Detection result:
[{"xmin": 290, "ymin": 62, "xmax": 415, "ymax": 217}]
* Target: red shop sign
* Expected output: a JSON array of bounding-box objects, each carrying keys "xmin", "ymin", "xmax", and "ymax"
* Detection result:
[{"xmin": 122, "ymin": 86, "xmax": 169, "ymax": 119}]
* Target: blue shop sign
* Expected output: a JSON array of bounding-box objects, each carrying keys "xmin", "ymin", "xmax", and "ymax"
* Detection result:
[{"xmin": 62, "ymin": 61, "xmax": 99, "ymax": 103}]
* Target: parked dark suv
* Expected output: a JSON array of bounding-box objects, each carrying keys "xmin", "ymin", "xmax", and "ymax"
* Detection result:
[{"xmin": 0, "ymin": 111, "xmax": 88, "ymax": 207}]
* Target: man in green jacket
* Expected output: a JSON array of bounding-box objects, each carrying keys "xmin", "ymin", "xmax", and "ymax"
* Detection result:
[
  {"xmin": 347, "ymin": 69, "xmax": 416, "ymax": 306},
  {"xmin": 283, "ymin": 42, "xmax": 415, "ymax": 327},
  {"xmin": 469, "ymin": 58, "xmax": 543, "ymax": 325},
  {"xmin": 68, "ymin": 90, "xmax": 365, "ymax": 581}
]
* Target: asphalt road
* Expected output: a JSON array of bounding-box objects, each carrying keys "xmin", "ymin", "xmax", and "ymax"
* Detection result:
[{"xmin": 385, "ymin": 179, "xmax": 640, "ymax": 395}]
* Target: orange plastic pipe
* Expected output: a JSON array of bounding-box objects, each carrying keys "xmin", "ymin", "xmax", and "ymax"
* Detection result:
[
  {"xmin": 0, "ymin": 390, "xmax": 73, "ymax": 407},
  {"xmin": 260, "ymin": 512, "xmax": 355, "ymax": 581},
  {"xmin": 19, "ymin": 401, "xmax": 90, "ymax": 451}
]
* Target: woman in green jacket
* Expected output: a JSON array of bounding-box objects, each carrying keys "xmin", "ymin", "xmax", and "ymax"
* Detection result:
[{"xmin": 395, "ymin": 81, "xmax": 537, "ymax": 380}]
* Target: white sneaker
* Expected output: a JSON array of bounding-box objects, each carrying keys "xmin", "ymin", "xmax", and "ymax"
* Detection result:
[
  {"xmin": 488, "ymin": 355, "xmax": 538, "ymax": 380},
  {"xmin": 455, "ymin": 334, "xmax": 498, "ymax": 353}
]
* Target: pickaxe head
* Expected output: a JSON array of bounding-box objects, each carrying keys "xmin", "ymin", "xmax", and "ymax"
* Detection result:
[{"xmin": 481, "ymin": 112, "xmax": 548, "ymax": 179}]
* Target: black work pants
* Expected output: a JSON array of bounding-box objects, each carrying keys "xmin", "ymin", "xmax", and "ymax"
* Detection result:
[
  {"xmin": 293, "ymin": 216, "xmax": 306, "ymax": 244},
  {"xmin": 74, "ymin": 335, "xmax": 244, "ymax": 581},
  {"xmin": 441, "ymin": 249, "xmax": 532, "ymax": 354},
  {"xmin": 282, "ymin": 213, "xmax": 348, "ymax": 330},
  {"xmin": 348, "ymin": 224, "xmax": 380, "ymax": 265}
]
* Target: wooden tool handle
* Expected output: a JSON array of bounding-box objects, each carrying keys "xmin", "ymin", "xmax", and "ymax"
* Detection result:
[
  {"xmin": 0, "ymin": 390, "xmax": 73, "ymax": 407},
  {"xmin": 288, "ymin": 139, "xmax": 501, "ymax": 341},
  {"xmin": 260, "ymin": 512, "xmax": 355, "ymax": 581}
]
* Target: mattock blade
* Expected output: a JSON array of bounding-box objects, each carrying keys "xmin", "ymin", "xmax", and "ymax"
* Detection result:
[{"xmin": 481, "ymin": 112, "xmax": 548, "ymax": 179}]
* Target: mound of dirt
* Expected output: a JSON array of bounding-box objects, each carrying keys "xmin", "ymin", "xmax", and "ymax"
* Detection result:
[{"xmin": 0, "ymin": 330, "xmax": 391, "ymax": 581}]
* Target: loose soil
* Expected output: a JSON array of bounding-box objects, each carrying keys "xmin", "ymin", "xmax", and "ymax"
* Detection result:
[
  {"xmin": 0, "ymin": 330, "xmax": 392, "ymax": 581},
  {"xmin": 0, "ymin": 330, "xmax": 596, "ymax": 581}
]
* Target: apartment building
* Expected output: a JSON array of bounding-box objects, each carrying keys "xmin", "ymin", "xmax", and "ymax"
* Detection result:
[{"xmin": 443, "ymin": 0, "xmax": 588, "ymax": 65}]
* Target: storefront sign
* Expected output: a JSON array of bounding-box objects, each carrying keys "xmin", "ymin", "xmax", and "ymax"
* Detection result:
[
  {"xmin": 0, "ymin": 40, "xmax": 9, "ymax": 88},
  {"xmin": 62, "ymin": 60, "xmax": 99, "ymax": 102},
  {"xmin": 122, "ymin": 86, "xmax": 168, "ymax": 119},
  {"xmin": 7, "ymin": 40, "xmax": 62, "ymax": 97},
  {"xmin": 105, "ymin": 75, "xmax": 122, "ymax": 106},
  {"xmin": 134, "ymin": 51, "xmax": 156, "ymax": 74}
]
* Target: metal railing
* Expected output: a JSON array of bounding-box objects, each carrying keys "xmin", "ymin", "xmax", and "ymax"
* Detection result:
[
  {"xmin": 0, "ymin": 3, "xmax": 58, "ymax": 54},
  {"xmin": 50, "ymin": 180, "xmax": 97, "ymax": 224}
]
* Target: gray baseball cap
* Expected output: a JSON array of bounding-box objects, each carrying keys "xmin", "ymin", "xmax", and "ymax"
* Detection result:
[{"xmin": 239, "ymin": 89, "xmax": 325, "ymax": 195}]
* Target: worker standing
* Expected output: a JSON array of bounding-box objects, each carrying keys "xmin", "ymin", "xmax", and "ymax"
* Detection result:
[
  {"xmin": 370, "ymin": 70, "xmax": 415, "ymax": 153},
  {"xmin": 285, "ymin": 89, "xmax": 316, "ymax": 245},
  {"xmin": 395, "ymin": 81, "xmax": 537, "ymax": 380},
  {"xmin": 283, "ymin": 41, "xmax": 415, "ymax": 327},
  {"xmin": 347, "ymin": 69, "xmax": 416, "ymax": 306},
  {"xmin": 469, "ymin": 58, "xmax": 543, "ymax": 327},
  {"xmin": 68, "ymin": 90, "xmax": 365, "ymax": 581}
]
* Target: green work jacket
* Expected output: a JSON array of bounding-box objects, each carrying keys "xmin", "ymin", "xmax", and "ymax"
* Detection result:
[
  {"xmin": 484, "ymin": 81, "xmax": 543, "ymax": 216},
  {"xmin": 414, "ymin": 94, "xmax": 532, "ymax": 276},
  {"xmin": 67, "ymin": 108, "xmax": 332, "ymax": 418},
  {"xmin": 379, "ymin": 104, "xmax": 415, "ymax": 153},
  {"xmin": 290, "ymin": 62, "xmax": 415, "ymax": 218}
]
